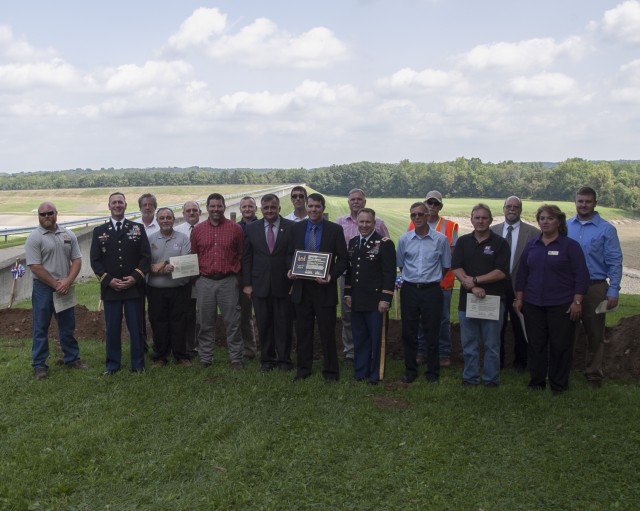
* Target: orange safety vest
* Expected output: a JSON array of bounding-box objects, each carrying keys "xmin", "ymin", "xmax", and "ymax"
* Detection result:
[{"xmin": 407, "ymin": 217, "xmax": 458, "ymax": 290}]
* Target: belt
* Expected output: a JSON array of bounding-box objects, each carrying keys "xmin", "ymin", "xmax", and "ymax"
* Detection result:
[
  {"xmin": 403, "ymin": 281, "xmax": 440, "ymax": 289},
  {"xmin": 200, "ymin": 273, "xmax": 234, "ymax": 281},
  {"xmin": 590, "ymin": 279, "xmax": 607, "ymax": 285}
]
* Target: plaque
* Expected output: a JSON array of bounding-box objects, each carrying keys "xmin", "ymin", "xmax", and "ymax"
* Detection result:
[{"xmin": 291, "ymin": 250, "xmax": 331, "ymax": 279}]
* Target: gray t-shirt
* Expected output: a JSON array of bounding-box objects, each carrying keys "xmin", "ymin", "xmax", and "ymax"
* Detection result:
[
  {"xmin": 147, "ymin": 229, "xmax": 191, "ymax": 288},
  {"xmin": 25, "ymin": 225, "xmax": 81, "ymax": 281}
]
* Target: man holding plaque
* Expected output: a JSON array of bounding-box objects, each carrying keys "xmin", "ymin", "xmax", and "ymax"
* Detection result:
[
  {"xmin": 344, "ymin": 208, "xmax": 395, "ymax": 385},
  {"xmin": 289, "ymin": 193, "xmax": 348, "ymax": 382},
  {"xmin": 452, "ymin": 204, "xmax": 510, "ymax": 388}
]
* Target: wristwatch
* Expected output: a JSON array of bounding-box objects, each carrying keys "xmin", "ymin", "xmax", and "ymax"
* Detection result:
[
  {"xmin": 574, "ymin": 300, "xmax": 582, "ymax": 305},
  {"xmin": 472, "ymin": 277, "xmax": 478, "ymax": 285}
]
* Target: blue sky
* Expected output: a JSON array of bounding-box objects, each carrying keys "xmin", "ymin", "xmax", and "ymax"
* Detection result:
[{"xmin": 1, "ymin": 0, "xmax": 639, "ymax": 172}]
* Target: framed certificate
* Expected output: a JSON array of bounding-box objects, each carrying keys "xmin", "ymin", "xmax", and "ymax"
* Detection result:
[{"xmin": 291, "ymin": 250, "xmax": 331, "ymax": 279}]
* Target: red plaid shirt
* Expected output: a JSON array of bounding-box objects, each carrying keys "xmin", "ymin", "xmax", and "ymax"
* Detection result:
[{"xmin": 191, "ymin": 217, "xmax": 243, "ymax": 275}]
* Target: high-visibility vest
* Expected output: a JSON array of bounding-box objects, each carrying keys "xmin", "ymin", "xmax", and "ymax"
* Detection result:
[{"xmin": 407, "ymin": 217, "xmax": 458, "ymax": 290}]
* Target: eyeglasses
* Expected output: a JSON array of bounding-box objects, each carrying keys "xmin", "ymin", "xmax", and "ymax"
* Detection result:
[
  {"xmin": 39, "ymin": 211, "xmax": 56, "ymax": 217},
  {"xmin": 505, "ymin": 205, "xmax": 521, "ymax": 210},
  {"xmin": 425, "ymin": 200, "xmax": 441, "ymax": 206},
  {"xmin": 184, "ymin": 209, "xmax": 199, "ymax": 213},
  {"xmin": 291, "ymin": 194, "xmax": 305, "ymax": 199},
  {"xmin": 410, "ymin": 212, "xmax": 425, "ymax": 218}
]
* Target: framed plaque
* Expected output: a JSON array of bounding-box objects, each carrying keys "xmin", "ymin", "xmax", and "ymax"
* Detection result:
[{"xmin": 291, "ymin": 250, "xmax": 331, "ymax": 279}]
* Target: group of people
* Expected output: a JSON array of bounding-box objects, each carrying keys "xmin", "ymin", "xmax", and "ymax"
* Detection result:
[{"xmin": 26, "ymin": 185, "xmax": 622, "ymax": 394}]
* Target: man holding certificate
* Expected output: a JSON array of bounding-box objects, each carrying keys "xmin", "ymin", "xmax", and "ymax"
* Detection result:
[
  {"xmin": 289, "ymin": 193, "xmax": 348, "ymax": 383},
  {"xmin": 25, "ymin": 201, "xmax": 87, "ymax": 380},
  {"xmin": 147, "ymin": 207, "xmax": 192, "ymax": 367},
  {"xmin": 452, "ymin": 204, "xmax": 510, "ymax": 388}
]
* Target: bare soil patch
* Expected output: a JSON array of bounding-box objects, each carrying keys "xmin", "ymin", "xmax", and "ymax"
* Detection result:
[{"xmin": 2, "ymin": 306, "xmax": 639, "ymax": 381}]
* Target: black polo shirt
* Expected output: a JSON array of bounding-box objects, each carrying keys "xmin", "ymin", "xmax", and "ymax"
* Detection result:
[{"xmin": 451, "ymin": 230, "xmax": 510, "ymax": 312}]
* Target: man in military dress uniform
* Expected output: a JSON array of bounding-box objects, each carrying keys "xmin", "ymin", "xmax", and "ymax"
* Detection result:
[
  {"xmin": 344, "ymin": 208, "xmax": 396, "ymax": 384},
  {"xmin": 90, "ymin": 192, "xmax": 150, "ymax": 375}
]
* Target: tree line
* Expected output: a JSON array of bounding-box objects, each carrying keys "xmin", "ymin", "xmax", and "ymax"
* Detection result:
[{"xmin": 2, "ymin": 158, "xmax": 639, "ymax": 210}]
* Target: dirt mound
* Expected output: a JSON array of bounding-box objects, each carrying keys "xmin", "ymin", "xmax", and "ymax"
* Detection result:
[{"xmin": 1, "ymin": 306, "xmax": 638, "ymax": 381}]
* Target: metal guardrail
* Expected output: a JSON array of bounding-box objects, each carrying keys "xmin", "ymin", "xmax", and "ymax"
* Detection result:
[{"xmin": 0, "ymin": 185, "xmax": 295, "ymax": 242}]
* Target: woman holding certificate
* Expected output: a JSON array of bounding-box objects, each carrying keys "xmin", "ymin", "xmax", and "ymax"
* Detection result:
[{"xmin": 514, "ymin": 205, "xmax": 589, "ymax": 394}]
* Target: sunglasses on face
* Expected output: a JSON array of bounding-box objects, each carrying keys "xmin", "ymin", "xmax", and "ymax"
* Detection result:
[
  {"xmin": 426, "ymin": 200, "xmax": 441, "ymax": 206},
  {"xmin": 410, "ymin": 212, "xmax": 425, "ymax": 218},
  {"xmin": 39, "ymin": 211, "xmax": 56, "ymax": 217},
  {"xmin": 291, "ymin": 194, "xmax": 305, "ymax": 199},
  {"xmin": 184, "ymin": 209, "xmax": 199, "ymax": 213}
]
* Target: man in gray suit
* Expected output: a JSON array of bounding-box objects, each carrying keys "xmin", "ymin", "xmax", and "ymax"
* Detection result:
[{"xmin": 491, "ymin": 196, "xmax": 540, "ymax": 372}]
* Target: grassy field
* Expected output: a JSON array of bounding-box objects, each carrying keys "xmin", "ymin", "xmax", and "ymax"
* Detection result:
[{"xmin": 1, "ymin": 338, "xmax": 639, "ymax": 510}]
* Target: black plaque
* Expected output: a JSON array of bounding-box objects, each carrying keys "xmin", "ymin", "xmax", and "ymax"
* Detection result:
[{"xmin": 291, "ymin": 250, "xmax": 331, "ymax": 279}]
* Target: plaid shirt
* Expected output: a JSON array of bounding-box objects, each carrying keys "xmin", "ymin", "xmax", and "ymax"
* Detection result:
[{"xmin": 191, "ymin": 217, "xmax": 243, "ymax": 275}]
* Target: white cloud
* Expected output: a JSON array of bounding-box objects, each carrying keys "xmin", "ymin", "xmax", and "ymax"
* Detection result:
[
  {"xmin": 509, "ymin": 72, "xmax": 577, "ymax": 98},
  {"xmin": 611, "ymin": 59, "xmax": 640, "ymax": 102},
  {"xmin": 378, "ymin": 67, "xmax": 468, "ymax": 93},
  {"xmin": 461, "ymin": 36, "xmax": 585, "ymax": 72},
  {"xmin": 598, "ymin": 0, "xmax": 640, "ymax": 44},
  {"xmin": 0, "ymin": 58, "xmax": 78, "ymax": 89},
  {"xmin": 9, "ymin": 100, "xmax": 68, "ymax": 117},
  {"xmin": 206, "ymin": 17, "xmax": 349, "ymax": 69},
  {"xmin": 102, "ymin": 60, "xmax": 193, "ymax": 93},
  {"xmin": 167, "ymin": 7, "xmax": 227, "ymax": 50},
  {"xmin": 0, "ymin": 24, "xmax": 55, "ymax": 61}
]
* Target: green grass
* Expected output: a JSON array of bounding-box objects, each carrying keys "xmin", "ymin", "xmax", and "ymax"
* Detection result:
[{"xmin": 1, "ymin": 338, "xmax": 639, "ymax": 510}]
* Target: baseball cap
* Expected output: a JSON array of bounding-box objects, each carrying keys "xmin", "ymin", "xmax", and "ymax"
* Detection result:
[{"xmin": 424, "ymin": 190, "xmax": 443, "ymax": 204}]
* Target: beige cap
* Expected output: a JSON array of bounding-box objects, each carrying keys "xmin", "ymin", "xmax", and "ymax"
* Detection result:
[{"xmin": 424, "ymin": 190, "xmax": 443, "ymax": 203}]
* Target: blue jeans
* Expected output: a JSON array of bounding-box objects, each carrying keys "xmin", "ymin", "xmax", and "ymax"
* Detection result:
[
  {"xmin": 458, "ymin": 304, "xmax": 504, "ymax": 385},
  {"xmin": 417, "ymin": 289, "xmax": 452, "ymax": 358},
  {"xmin": 31, "ymin": 279, "xmax": 80, "ymax": 369}
]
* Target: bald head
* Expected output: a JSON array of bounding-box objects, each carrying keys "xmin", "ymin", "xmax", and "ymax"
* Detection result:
[
  {"xmin": 37, "ymin": 202, "xmax": 58, "ymax": 232},
  {"xmin": 503, "ymin": 196, "xmax": 523, "ymax": 225}
]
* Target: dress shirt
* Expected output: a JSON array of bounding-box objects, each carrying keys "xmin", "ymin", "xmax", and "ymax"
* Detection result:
[
  {"xmin": 337, "ymin": 214, "xmax": 389, "ymax": 245},
  {"xmin": 516, "ymin": 234, "xmax": 590, "ymax": 306},
  {"xmin": 396, "ymin": 228, "xmax": 451, "ymax": 283},
  {"xmin": 191, "ymin": 217, "xmax": 243, "ymax": 275},
  {"xmin": 284, "ymin": 211, "xmax": 307, "ymax": 222},
  {"xmin": 304, "ymin": 220, "xmax": 323, "ymax": 251},
  {"xmin": 142, "ymin": 219, "xmax": 159, "ymax": 236},
  {"xmin": 175, "ymin": 221, "xmax": 198, "ymax": 235},
  {"xmin": 503, "ymin": 221, "xmax": 520, "ymax": 272},
  {"xmin": 567, "ymin": 212, "xmax": 623, "ymax": 298},
  {"xmin": 263, "ymin": 217, "xmax": 281, "ymax": 243}
]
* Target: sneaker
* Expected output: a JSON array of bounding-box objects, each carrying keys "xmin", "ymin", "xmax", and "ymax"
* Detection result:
[
  {"xmin": 34, "ymin": 367, "xmax": 48, "ymax": 381},
  {"xmin": 67, "ymin": 359, "xmax": 88, "ymax": 370}
]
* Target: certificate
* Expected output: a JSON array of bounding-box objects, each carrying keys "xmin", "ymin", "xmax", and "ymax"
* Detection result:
[
  {"xmin": 291, "ymin": 250, "xmax": 331, "ymax": 279},
  {"xmin": 53, "ymin": 286, "xmax": 77, "ymax": 313},
  {"xmin": 170, "ymin": 254, "xmax": 200, "ymax": 279},
  {"xmin": 466, "ymin": 294, "xmax": 501, "ymax": 321}
]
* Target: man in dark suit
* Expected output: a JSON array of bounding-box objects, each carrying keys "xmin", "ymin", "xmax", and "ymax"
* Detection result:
[
  {"xmin": 344, "ymin": 208, "xmax": 396, "ymax": 384},
  {"xmin": 490, "ymin": 196, "xmax": 540, "ymax": 372},
  {"xmin": 90, "ymin": 192, "xmax": 150, "ymax": 375},
  {"xmin": 289, "ymin": 193, "xmax": 348, "ymax": 382},
  {"xmin": 242, "ymin": 194, "xmax": 295, "ymax": 372}
]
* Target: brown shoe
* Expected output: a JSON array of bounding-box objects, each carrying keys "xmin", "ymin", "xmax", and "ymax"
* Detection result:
[
  {"xmin": 416, "ymin": 355, "xmax": 426, "ymax": 365},
  {"xmin": 587, "ymin": 379, "xmax": 602, "ymax": 389},
  {"xmin": 440, "ymin": 357, "xmax": 451, "ymax": 367},
  {"xmin": 67, "ymin": 359, "xmax": 88, "ymax": 370},
  {"xmin": 152, "ymin": 360, "xmax": 167, "ymax": 368},
  {"xmin": 230, "ymin": 362, "xmax": 243, "ymax": 371},
  {"xmin": 34, "ymin": 367, "xmax": 48, "ymax": 381},
  {"xmin": 178, "ymin": 359, "xmax": 192, "ymax": 368}
]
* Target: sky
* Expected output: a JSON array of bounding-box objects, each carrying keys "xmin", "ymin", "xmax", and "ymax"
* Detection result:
[{"xmin": 1, "ymin": 0, "xmax": 639, "ymax": 173}]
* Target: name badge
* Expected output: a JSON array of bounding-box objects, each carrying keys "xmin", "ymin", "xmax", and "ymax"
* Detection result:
[{"xmin": 548, "ymin": 250, "xmax": 559, "ymax": 256}]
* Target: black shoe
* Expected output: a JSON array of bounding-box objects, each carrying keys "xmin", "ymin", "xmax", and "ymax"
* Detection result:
[
  {"xmin": 514, "ymin": 365, "xmax": 527, "ymax": 374},
  {"xmin": 260, "ymin": 364, "xmax": 275, "ymax": 373},
  {"xmin": 528, "ymin": 384, "xmax": 545, "ymax": 391},
  {"xmin": 353, "ymin": 376, "xmax": 368, "ymax": 382},
  {"xmin": 368, "ymin": 380, "xmax": 380, "ymax": 386},
  {"xmin": 425, "ymin": 376, "xmax": 439, "ymax": 384},
  {"xmin": 292, "ymin": 375, "xmax": 309, "ymax": 383},
  {"xmin": 484, "ymin": 381, "xmax": 499, "ymax": 388},
  {"xmin": 461, "ymin": 380, "xmax": 478, "ymax": 387},
  {"xmin": 324, "ymin": 377, "xmax": 338, "ymax": 384},
  {"xmin": 131, "ymin": 368, "xmax": 145, "ymax": 374},
  {"xmin": 103, "ymin": 369, "xmax": 119, "ymax": 376},
  {"xmin": 401, "ymin": 374, "xmax": 417, "ymax": 384},
  {"xmin": 278, "ymin": 364, "xmax": 293, "ymax": 372}
]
